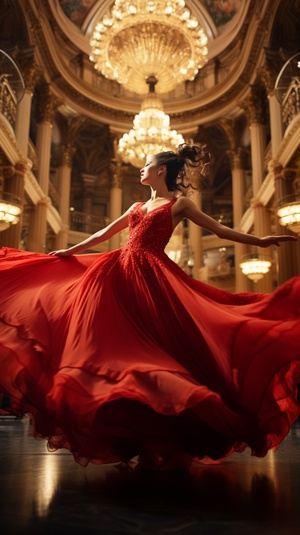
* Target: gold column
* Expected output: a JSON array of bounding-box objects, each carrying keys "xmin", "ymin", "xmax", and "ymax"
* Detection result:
[
  {"xmin": 109, "ymin": 159, "xmax": 123, "ymax": 251},
  {"xmin": 15, "ymin": 53, "xmax": 40, "ymax": 156},
  {"xmin": 241, "ymin": 85, "xmax": 273, "ymax": 292},
  {"xmin": 27, "ymin": 85, "xmax": 59, "ymax": 252},
  {"xmin": 0, "ymin": 54, "xmax": 39, "ymax": 248},
  {"xmin": 259, "ymin": 50, "xmax": 284, "ymax": 158},
  {"xmin": 0, "ymin": 155, "xmax": 29, "ymax": 248},
  {"xmin": 55, "ymin": 145, "xmax": 75, "ymax": 249},
  {"xmin": 82, "ymin": 174, "xmax": 97, "ymax": 228},
  {"xmin": 273, "ymin": 163, "xmax": 300, "ymax": 283},
  {"xmin": 5, "ymin": 55, "xmax": 39, "ymax": 249},
  {"xmin": 227, "ymin": 148, "xmax": 248, "ymax": 292},
  {"xmin": 56, "ymin": 116, "xmax": 83, "ymax": 247},
  {"xmin": 188, "ymin": 187, "xmax": 202, "ymax": 280},
  {"xmin": 26, "ymin": 198, "xmax": 49, "ymax": 253}
]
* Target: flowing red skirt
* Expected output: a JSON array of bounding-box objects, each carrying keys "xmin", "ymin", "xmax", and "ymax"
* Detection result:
[{"xmin": 0, "ymin": 246, "xmax": 299, "ymax": 467}]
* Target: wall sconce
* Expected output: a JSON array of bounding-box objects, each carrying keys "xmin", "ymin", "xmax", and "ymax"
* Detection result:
[{"xmin": 240, "ymin": 254, "xmax": 271, "ymax": 283}]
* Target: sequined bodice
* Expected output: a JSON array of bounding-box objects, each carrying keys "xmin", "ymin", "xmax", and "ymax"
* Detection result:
[{"xmin": 124, "ymin": 199, "xmax": 176, "ymax": 257}]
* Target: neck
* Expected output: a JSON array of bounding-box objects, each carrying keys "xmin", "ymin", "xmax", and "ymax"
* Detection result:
[{"xmin": 150, "ymin": 188, "xmax": 173, "ymax": 201}]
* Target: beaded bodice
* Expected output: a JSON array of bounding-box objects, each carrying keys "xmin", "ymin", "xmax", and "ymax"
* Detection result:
[{"xmin": 124, "ymin": 199, "xmax": 176, "ymax": 256}]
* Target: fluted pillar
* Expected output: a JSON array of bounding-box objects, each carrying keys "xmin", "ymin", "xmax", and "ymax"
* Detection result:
[
  {"xmin": 241, "ymin": 85, "xmax": 273, "ymax": 292},
  {"xmin": 259, "ymin": 50, "xmax": 284, "ymax": 158},
  {"xmin": 82, "ymin": 173, "xmax": 97, "ymax": 235},
  {"xmin": 15, "ymin": 90, "xmax": 33, "ymax": 156},
  {"xmin": 227, "ymin": 148, "xmax": 248, "ymax": 291},
  {"xmin": 26, "ymin": 198, "xmax": 49, "ymax": 253},
  {"xmin": 0, "ymin": 156, "xmax": 29, "ymax": 248},
  {"xmin": 273, "ymin": 163, "xmax": 299, "ymax": 283},
  {"xmin": 56, "ymin": 145, "xmax": 75, "ymax": 249},
  {"xmin": 1, "ymin": 55, "xmax": 39, "ymax": 248},
  {"xmin": 15, "ymin": 53, "xmax": 40, "ymax": 156},
  {"xmin": 109, "ymin": 159, "xmax": 123, "ymax": 251},
  {"xmin": 27, "ymin": 85, "xmax": 58, "ymax": 252},
  {"xmin": 189, "ymin": 190, "xmax": 202, "ymax": 280},
  {"xmin": 259, "ymin": 52, "xmax": 297, "ymax": 285},
  {"xmin": 269, "ymin": 94, "xmax": 283, "ymax": 157}
]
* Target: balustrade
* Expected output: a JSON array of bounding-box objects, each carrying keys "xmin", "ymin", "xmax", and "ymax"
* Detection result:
[{"xmin": 69, "ymin": 210, "xmax": 109, "ymax": 234}]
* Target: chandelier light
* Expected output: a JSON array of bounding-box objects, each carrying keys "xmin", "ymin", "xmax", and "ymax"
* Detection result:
[
  {"xmin": 89, "ymin": 0, "xmax": 208, "ymax": 94},
  {"xmin": 0, "ymin": 192, "xmax": 22, "ymax": 231},
  {"xmin": 118, "ymin": 76, "xmax": 184, "ymax": 168},
  {"xmin": 240, "ymin": 254, "xmax": 271, "ymax": 283},
  {"xmin": 276, "ymin": 194, "xmax": 300, "ymax": 235}
]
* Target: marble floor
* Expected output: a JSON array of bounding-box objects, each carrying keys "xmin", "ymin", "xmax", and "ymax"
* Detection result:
[{"xmin": 0, "ymin": 415, "xmax": 300, "ymax": 535}]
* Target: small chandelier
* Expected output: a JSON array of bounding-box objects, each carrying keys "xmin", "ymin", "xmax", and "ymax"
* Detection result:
[
  {"xmin": 0, "ymin": 192, "xmax": 22, "ymax": 231},
  {"xmin": 276, "ymin": 194, "xmax": 300, "ymax": 235},
  {"xmin": 89, "ymin": 0, "xmax": 208, "ymax": 94},
  {"xmin": 118, "ymin": 76, "xmax": 184, "ymax": 168},
  {"xmin": 240, "ymin": 254, "xmax": 271, "ymax": 283}
]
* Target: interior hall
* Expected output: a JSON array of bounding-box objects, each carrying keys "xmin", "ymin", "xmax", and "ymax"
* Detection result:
[{"xmin": 0, "ymin": 1, "xmax": 299, "ymax": 534}]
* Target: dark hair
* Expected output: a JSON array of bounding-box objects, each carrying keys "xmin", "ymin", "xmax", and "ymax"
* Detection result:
[{"xmin": 154, "ymin": 143, "xmax": 210, "ymax": 194}]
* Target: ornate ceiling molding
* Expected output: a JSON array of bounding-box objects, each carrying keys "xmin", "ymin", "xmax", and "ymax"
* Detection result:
[{"xmin": 18, "ymin": 0, "xmax": 283, "ymax": 132}]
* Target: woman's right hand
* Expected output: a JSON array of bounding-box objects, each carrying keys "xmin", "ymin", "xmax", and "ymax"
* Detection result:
[{"xmin": 48, "ymin": 249, "xmax": 73, "ymax": 257}]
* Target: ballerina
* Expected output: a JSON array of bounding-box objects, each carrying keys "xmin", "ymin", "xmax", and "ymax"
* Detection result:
[{"xmin": 0, "ymin": 143, "xmax": 299, "ymax": 470}]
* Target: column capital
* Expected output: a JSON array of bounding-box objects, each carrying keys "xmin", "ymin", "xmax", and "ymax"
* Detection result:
[
  {"xmin": 36, "ymin": 196, "xmax": 51, "ymax": 208},
  {"xmin": 227, "ymin": 147, "xmax": 249, "ymax": 171},
  {"xmin": 239, "ymin": 84, "xmax": 268, "ymax": 125},
  {"xmin": 0, "ymin": 165, "xmax": 14, "ymax": 182},
  {"xmin": 15, "ymin": 159, "xmax": 31, "ymax": 175},
  {"xmin": 251, "ymin": 198, "xmax": 264, "ymax": 209},
  {"xmin": 60, "ymin": 145, "xmax": 76, "ymax": 168},
  {"xmin": 17, "ymin": 52, "xmax": 42, "ymax": 93},
  {"xmin": 37, "ymin": 84, "xmax": 61, "ymax": 124},
  {"xmin": 0, "ymin": 160, "xmax": 29, "ymax": 180},
  {"xmin": 258, "ymin": 49, "xmax": 283, "ymax": 96},
  {"xmin": 110, "ymin": 159, "xmax": 125, "ymax": 189},
  {"xmin": 272, "ymin": 163, "xmax": 297, "ymax": 183}
]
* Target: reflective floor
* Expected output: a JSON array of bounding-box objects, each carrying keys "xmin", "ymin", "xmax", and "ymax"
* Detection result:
[{"xmin": 0, "ymin": 415, "xmax": 300, "ymax": 535}]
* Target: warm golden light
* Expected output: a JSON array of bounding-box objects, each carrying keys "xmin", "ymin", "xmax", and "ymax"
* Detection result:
[
  {"xmin": 0, "ymin": 192, "xmax": 22, "ymax": 231},
  {"xmin": 118, "ymin": 76, "xmax": 184, "ymax": 168},
  {"xmin": 276, "ymin": 195, "xmax": 300, "ymax": 235},
  {"xmin": 89, "ymin": 0, "xmax": 208, "ymax": 94},
  {"xmin": 240, "ymin": 254, "xmax": 271, "ymax": 283}
]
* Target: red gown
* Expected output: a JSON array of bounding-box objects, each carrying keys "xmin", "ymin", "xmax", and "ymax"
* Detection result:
[{"xmin": 0, "ymin": 199, "xmax": 300, "ymax": 467}]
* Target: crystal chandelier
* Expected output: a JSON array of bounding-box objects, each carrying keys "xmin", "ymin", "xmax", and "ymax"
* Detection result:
[
  {"xmin": 89, "ymin": 0, "xmax": 208, "ymax": 94},
  {"xmin": 240, "ymin": 254, "xmax": 272, "ymax": 283},
  {"xmin": 118, "ymin": 76, "xmax": 185, "ymax": 168}
]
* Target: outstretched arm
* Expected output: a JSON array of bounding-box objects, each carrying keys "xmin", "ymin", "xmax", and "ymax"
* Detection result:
[
  {"xmin": 49, "ymin": 203, "xmax": 138, "ymax": 256},
  {"xmin": 174, "ymin": 197, "xmax": 298, "ymax": 247}
]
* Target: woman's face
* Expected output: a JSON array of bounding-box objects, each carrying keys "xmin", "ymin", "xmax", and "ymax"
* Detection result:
[{"xmin": 140, "ymin": 156, "xmax": 159, "ymax": 186}]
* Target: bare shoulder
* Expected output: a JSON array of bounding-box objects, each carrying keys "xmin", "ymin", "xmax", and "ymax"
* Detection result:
[
  {"xmin": 173, "ymin": 195, "xmax": 195, "ymax": 215},
  {"xmin": 126, "ymin": 202, "xmax": 142, "ymax": 214},
  {"xmin": 171, "ymin": 196, "xmax": 197, "ymax": 227}
]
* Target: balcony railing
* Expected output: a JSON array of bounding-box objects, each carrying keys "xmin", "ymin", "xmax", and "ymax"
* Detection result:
[
  {"xmin": 0, "ymin": 49, "xmax": 24, "ymax": 129},
  {"xmin": 69, "ymin": 210, "xmax": 109, "ymax": 234},
  {"xmin": 0, "ymin": 74, "xmax": 17, "ymax": 128},
  {"xmin": 282, "ymin": 77, "xmax": 300, "ymax": 128}
]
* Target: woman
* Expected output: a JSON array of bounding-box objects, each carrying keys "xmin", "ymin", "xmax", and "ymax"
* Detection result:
[{"xmin": 0, "ymin": 143, "xmax": 299, "ymax": 470}]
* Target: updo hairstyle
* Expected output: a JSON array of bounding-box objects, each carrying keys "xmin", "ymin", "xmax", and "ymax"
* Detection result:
[{"xmin": 154, "ymin": 143, "xmax": 210, "ymax": 194}]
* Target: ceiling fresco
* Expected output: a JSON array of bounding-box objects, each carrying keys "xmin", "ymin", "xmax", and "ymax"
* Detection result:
[{"xmin": 59, "ymin": 0, "xmax": 241, "ymax": 29}]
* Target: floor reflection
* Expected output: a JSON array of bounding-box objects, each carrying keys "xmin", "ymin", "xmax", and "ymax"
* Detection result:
[{"xmin": 0, "ymin": 416, "xmax": 299, "ymax": 534}]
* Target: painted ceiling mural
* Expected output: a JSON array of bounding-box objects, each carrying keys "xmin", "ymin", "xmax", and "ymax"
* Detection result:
[{"xmin": 59, "ymin": 0, "xmax": 242, "ymax": 29}]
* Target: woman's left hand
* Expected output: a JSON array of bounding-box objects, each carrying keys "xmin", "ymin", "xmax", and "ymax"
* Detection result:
[{"xmin": 259, "ymin": 235, "xmax": 298, "ymax": 247}]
